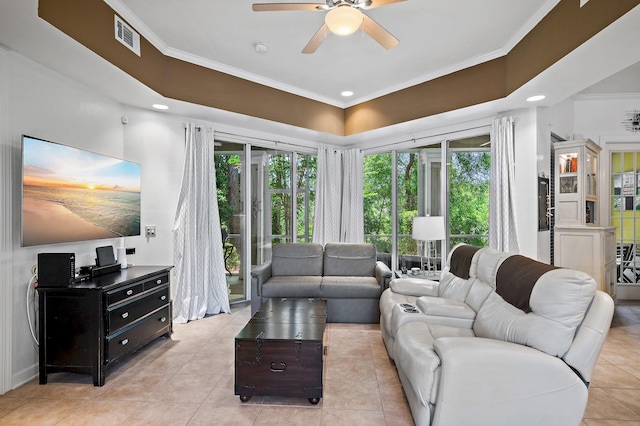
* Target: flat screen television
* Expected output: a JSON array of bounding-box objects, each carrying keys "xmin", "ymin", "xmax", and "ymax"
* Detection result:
[{"xmin": 21, "ymin": 135, "xmax": 141, "ymax": 247}]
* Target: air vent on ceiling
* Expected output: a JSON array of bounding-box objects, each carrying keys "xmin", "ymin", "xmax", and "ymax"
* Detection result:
[{"xmin": 114, "ymin": 15, "xmax": 140, "ymax": 56}]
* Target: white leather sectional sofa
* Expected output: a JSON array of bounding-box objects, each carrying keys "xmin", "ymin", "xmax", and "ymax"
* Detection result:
[{"xmin": 380, "ymin": 244, "xmax": 615, "ymax": 426}]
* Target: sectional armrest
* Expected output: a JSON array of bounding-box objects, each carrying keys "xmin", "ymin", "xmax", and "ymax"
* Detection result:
[
  {"xmin": 431, "ymin": 337, "xmax": 588, "ymax": 426},
  {"xmin": 375, "ymin": 261, "xmax": 393, "ymax": 289},
  {"xmin": 390, "ymin": 277, "xmax": 439, "ymax": 297},
  {"xmin": 251, "ymin": 260, "xmax": 272, "ymax": 297}
]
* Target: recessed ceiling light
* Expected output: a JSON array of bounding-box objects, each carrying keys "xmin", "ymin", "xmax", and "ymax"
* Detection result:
[
  {"xmin": 152, "ymin": 104, "xmax": 169, "ymax": 110},
  {"xmin": 341, "ymin": 90, "xmax": 354, "ymax": 97},
  {"xmin": 526, "ymin": 95, "xmax": 545, "ymax": 102},
  {"xmin": 255, "ymin": 43, "xmax": 268, "ymax": 53}
]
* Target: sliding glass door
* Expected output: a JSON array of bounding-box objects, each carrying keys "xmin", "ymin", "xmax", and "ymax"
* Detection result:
[
  {"xmin": 215, "ymin": 143, "xmax": 247, "ymax": 303},
  {"xmin": 251, "ymin": 148, "xmax": 317, "ymax": 265}
]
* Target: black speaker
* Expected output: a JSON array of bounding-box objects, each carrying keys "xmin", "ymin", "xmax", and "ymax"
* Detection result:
[{"xmin": 37, "ymin": 253, "xmax": 75, "ymax": 287}]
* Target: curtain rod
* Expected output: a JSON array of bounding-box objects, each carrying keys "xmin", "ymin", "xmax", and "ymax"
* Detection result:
[
  {"xmin": 363, "ymin": 123, "xmax": 493, "ymax": 152},
  {"xmin": 214, "ymin": 130, "xmax": 319, "ymax": 151},
  {"xmin": 192, "ymin": 117, "xmax": 517, "ymax": 152}
]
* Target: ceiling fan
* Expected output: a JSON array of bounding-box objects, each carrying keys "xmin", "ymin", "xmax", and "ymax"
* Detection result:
[{"xmin": 252, "ymin": 0, "xmax": 406, "ymax": 54}]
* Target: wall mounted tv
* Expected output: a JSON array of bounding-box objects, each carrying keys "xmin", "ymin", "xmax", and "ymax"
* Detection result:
[{"xmin": 21, "ymin": 135, "xmax": 141, "ymax": 247}]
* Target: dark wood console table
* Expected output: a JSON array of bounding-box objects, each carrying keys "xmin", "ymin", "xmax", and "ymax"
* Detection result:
[{"xmin": 38, "ymin": 265, "xmax": 173, "ymax": 386}]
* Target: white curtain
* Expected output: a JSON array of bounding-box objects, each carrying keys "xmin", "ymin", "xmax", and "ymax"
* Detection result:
[
  {"xmin": 173, "ymin": 123, "xmax": 230, "ymax": 323},
  {"xmin": 340, "ymin": 149, "xmax": 364, "ymax": 242},
  {"xmin": 313, "ymin": 146, "xmax": 364, "ymax": 245},
  {"xmin": 489, "ymin": 116, "xmax": 520, "ymax": 253},
  {"xmin": 313, "ymin": 147, "xmax": 342, "ymax": 244}
]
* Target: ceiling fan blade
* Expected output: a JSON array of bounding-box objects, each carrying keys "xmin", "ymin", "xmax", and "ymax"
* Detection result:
[
  {"xmin": 361, "ymin": 0, "xmax": 406, "ymax": 9},
  {"xmin": 362, "ymin": 14, "xmax": 399, "ymax": 49},
  {"xmin": 302, "ymin": 23, "xmax": 330, "ymax": 54},
  {"xmin": 252, "ymin": 3, "xmax": 326, "ymax": 12}
]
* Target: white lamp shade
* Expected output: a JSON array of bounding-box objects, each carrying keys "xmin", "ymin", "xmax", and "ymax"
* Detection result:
[
  {"xmin": 325, "ymin": 6, "xmax": 363, "ymax": 36},
  {"xmin": 412, "ymin": 216, "xmax": 445, "ymax": 241}
]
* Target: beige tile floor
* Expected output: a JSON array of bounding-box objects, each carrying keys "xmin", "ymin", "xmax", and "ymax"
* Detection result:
[{"xmin": 1, "ymin": 300, "xmax": 640, "ymax": 425}]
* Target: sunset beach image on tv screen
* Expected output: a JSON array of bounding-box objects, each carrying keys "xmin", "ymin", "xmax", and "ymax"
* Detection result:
[{"xmin": 21, "ymin": 136, "xmax": 141, "ymax": 246}]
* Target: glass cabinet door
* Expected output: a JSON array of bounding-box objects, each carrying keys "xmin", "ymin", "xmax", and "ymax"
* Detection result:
[
  {"xmin": 586, "ymin": 150, "xmax": 597, "ymax": 198},
  {"xmin": 559, "ymin": 151, "xmax": 578, "ymax": 194}
]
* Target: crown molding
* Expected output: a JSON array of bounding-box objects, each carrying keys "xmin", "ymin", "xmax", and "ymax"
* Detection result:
[
  {"xmin": 103, "ymin": 0, "xmax": 346, "ymax": 108},
  {"xmin": 572, "ymin": 92, "xmax": 640, "ymax": 101}
]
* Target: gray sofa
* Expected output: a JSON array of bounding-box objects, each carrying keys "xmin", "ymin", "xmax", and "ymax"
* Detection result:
[{"xmin": 251, "ymin": 242, "xmax": 393, "ymax": 323}]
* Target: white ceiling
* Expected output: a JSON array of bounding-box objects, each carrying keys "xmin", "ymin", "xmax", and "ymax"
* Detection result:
[
  {"xmin": 0, "ymin": 0, "xmax": 639, "ymax": 147},
  {"xmin": 110, "ymin": 0, "xmax": 558, "ymax": 107}
]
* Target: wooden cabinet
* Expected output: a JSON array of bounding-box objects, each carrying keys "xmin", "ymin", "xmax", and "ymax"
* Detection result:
[
  {"xmin": 555, "ymin": 226, "xmax": 616, "ymax": 297},
  {"xmin": 38, "ymin": 266, "xmax": 173, "ymax": 386},
  {"xmin": 554, "ymin": 139, "xmax": 616, "ymax": 297},
  {"xmin": 555, "ymin": 139, "xmax": 601, "ymax": 226}
]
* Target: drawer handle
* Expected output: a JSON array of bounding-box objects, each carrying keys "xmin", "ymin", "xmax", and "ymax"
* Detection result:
[
  {"xmin": 157, "ymin": 279, "xmax": 162, "ymax": 284},
  {"xmin": 160, "ymin": 317, "xmax": 167, "ymax": 323},
  {"xmin": 160, "ymin": 295, "xmax": 167, "ymax": 301},
  {"xmin": 270, "ymin": 362, "xmax": 287, "ymax": 372},
  {"xmin": 121, "ymin": 339, "xmax": 129, "ymax": 346},
  {"xmin": 121, "ymin": 312, "xmax": 129, "ymax": 319},
  {"xmin": 126, "ymin": 289, "xmax": 134, "ymax": 296}
]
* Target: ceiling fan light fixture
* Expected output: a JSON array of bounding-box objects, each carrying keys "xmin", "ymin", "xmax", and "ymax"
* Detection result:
[{"xmin": 325, "ymin": 6, "xmax": 363, "ymax": 36}]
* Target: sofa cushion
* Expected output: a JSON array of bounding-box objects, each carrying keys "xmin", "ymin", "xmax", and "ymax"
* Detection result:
[
  {"xmin": 495, "ymin": 255, "xmax": 559, "ymax": 313},
  {"xmin": 271, "ymin": 243, "xmax": 323, "ymax": 277},
  {"xmin": 395, "ymin": 321, "xmax": 475, "ymax": 407},
  {"xmin": 321, "ymin": 276, "xmax": 382, "ymax": 298},
  {"xmin": 323, "ymin": 243, "xmax": 376, "ymax": 277},
  {"xmin": 475, "ymin": 248, "xmax": 512, "ymax": 287},
  {"xmin": 448, "ymin": 244, "xmax": 481, "ymax": 279},
  {"xmin": 416, "ymin": 296, "xmax": 476, "ymax": 320},
  {"xmin": 390, "ymin": 278, "xmax": 438, "ymax": 297},
  {"xmin": 437, "ymin": 272, "xmax": 473, "ymax": 301},
  {"xmin": 261, "ymin": 276, "xmax": 323, "ymax": 298},
  {"xmin": 474, "ymin": 268, "xmax": 597, "ymax": 357}
]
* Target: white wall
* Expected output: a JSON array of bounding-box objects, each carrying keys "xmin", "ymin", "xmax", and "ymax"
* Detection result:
[
  {"xmin": 574, "ymin": 95, "xmax": 640, "ymax": 141},
  {"xmin": 0, "ymin": 50, "xmax": 190, "ymax": 391},
  {"xmin": 510, "ymin": 108, "xmax": 539, "ymax": 259},
  {"xmin": 535, "ymin": 98, "xmax": 576, "ymax": 263},
  {"xmin": 120, "ymin": 108, "xmax": 188, "ymax": 268}
]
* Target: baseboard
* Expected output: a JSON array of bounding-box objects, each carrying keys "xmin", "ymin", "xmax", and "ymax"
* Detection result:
[
  {"xmin": 12, "ymin": 363, "xmax": 37, "ymax": 391},
  {"xmin": 616, "ymin": 285, "xmax": 640, "ymax": 300}
]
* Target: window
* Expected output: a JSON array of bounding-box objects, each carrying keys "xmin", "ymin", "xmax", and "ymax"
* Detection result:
[
  {"xmin": 363, "ymin": 153, "xmax": 393, "ymax": 254},
  {"xmin": 611, "ymin": 151, "xmax": 640, "ymax": 284},
  {"xmin": 448, "ymin": 137, "xmax": 490, "ymax": 248},
  {"xmin": 296, "ymin": 154, "xmax": 316, "ymax": 242},
  {"xmin": 259, "ymin": 149, "xmax": 317, "ymax": 249},
  {"xmin": 363, "ymin": 134, "xmax": 490, "ymax": 271}
]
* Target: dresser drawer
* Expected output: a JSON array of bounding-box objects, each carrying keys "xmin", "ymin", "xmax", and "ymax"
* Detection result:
[
  {"xmin": 105, "ymin": 305, "xmax": 171, "ymax": 363},
  {"xmin": 107, "ymin": 286, "xmax": 170, "ymax": 334},
  {"xmin": 106, "ymin": 282, "xmax": 144, "ymax": 306},
  {"xmin": 144, "ymin": 273, "xmax": 169, "ymax": 291}
]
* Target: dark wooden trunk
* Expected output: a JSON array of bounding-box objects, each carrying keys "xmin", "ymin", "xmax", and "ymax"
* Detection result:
[{"xmin": 235, "ymin": 298, "xmax": 327, "ymax": 402}]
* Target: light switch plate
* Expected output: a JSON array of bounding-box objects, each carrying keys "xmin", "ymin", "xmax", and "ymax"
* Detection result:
[{"xmin": 145, "ymin": 225, "xmax": 156, "ymax": 238}]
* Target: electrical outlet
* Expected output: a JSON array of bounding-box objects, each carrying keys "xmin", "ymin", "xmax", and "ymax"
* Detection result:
[{"xmin": 145, "ymin": 226, "xmax": 156, "ymax": 238}]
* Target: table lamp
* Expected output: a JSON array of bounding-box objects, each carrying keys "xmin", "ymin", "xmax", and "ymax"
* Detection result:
[{"xmin": 412, "ymin": 216, "xmax": 445, "ymax": 273}]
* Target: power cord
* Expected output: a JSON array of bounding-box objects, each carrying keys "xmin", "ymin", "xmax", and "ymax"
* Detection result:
[{"xmin": 27, "ymin": 265, "xmax": 38, "ymax": 346}]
